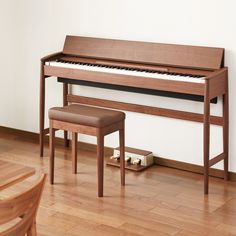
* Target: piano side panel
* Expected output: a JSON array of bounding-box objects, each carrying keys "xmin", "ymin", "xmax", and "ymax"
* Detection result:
[
  {"xmin": 44, "ymin": 65, "xmax": 205, "ymax": 96},
  {"xmin": 208, "ymin": 68, "xmax": 228, "ymax": 99},
  {"xmin": 63, "ymin": 35, "xmax": 224, "ymax": 70}
]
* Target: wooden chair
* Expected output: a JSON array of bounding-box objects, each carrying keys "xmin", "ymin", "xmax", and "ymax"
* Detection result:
[
  {"xmin": 49, "ymin": 104, "xmax": 125, "ymax": 197},
  {"xmin": 0, "ymin": 174, "xmax": 46, "ymax": 236}
]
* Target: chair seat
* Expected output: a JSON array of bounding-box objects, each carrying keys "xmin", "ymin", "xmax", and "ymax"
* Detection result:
[{"xmin": 49, "ymin": 104, "xmax": 125, "ymax": 128}]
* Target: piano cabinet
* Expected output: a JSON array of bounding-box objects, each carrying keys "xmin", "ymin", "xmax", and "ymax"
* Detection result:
[{"xmin": 39, "ymin": 35, "xmax": 229, "ymax": 194}]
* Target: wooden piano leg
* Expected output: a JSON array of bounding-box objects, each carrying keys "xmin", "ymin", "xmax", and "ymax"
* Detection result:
[
  {"xmin": 63, "ymin": 83, "xmax": 70, "ymax": 147},
  {"xmin": 39, "ymin": 63, "xmax": 45, "ymax": 157},
  {"xmin": 119, "ymin": 122, "xmax": 125, "ymax": 186},
  {"xmin": 97, "ymin": 130, "xmax": 104, "ymax": 197},
  {"xmin": 203, "ymin": 81, "xmax": 210, "ymax": 194},
  {"xmin": 223, "ymin": 90, "xmax": 229, "ymax": 180}
]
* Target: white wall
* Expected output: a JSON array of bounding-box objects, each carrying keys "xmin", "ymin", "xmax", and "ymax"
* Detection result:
[{"xmin": 1, "ymin": 0, "xmax": 236, "ymax": 171}]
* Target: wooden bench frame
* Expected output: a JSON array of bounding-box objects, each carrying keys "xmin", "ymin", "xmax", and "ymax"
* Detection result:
[{"xmin": 49, "ymin": 119, "xmax": 125, "ymax": 197}]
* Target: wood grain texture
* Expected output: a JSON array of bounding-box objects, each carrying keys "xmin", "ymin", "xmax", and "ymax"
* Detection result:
[
  {"xmin": 52, "ymin": 120, "xmax": 97, "ymax": 136},
  {"xmin": 44, "ymin": 65, "xmax": 205, "ymax": 96},
  {"xmin": 0, "ymin": 125, "xmax": 233, "ymax": 180},
  {"xmin": 203, "ymin": 80, "xmax": 210, "ymax": 194},
  {"xmin": 40, "ymin": 36, "xmax": 229, "ymax": 196},
  {"xmin": 49, "ymin": 109, "xmax": 125, "ymax": 197},
  {"xmin": 67, "ymin": 95, "xmax": 223, "ymax": 126},
  {"xmin": 97, "ymin": 130, "xmax": 104, "ymax": 197},
  {"xmin": 119, "ymin": 126, "xmax": 125, "ymax": 186},
  {"xmin": 0, "ymin": 174, "xmax": 46, "ymax": 236},
  {"xmin": 63, "ymin": 36, "xmax": 224, "ymax": 70},
  {"xmin": 208, "ymin": 68, "xmax": 227, "ymax": 99},
  {"xmin": 72, "ymin": 132, "xmax": 78, "ymax": 174},
  {"xmin": 0, "ymin": 160, "xmax": 35, "ymax": 190},
  {"xmin": 63, "ymin": 83, "xmax": 69, "ymax": 148},
  {"xmin": 41, "ymin": 52, "xmax": 63, "ymax": 63},
  {"xmin": 155, "ymin": 156, "xmax": 236, "ymax": 180},
  {"xmin": 49, "ymin": 123, "xmax": 55, "ymax": 185},
  {"xmin": 223, "ymin": 73, "xmax": 229, "ymax": 181},
  {"xmin": 0, "ymin": 132, "xmax": 236, "ymax": 236},
  {"xmin": 39, "ymin": 61, "xmax": 45, "ymax": 157},
  {"xmin": 209, "ymin": 153, "xmax": 225, "ymax": 167}
]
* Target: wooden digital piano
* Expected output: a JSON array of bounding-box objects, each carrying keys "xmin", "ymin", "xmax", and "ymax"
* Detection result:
[{"xmin": 40, "ymin": 35, "xmax": 229, "ymax": 194}]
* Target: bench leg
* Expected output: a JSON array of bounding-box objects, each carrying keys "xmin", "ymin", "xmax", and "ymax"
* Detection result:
[
  {"xmin": 97, "ymin": 131, "xmax": 104, "ymax": 197},
  {"xmin": 119, "ymin": 126, "xmax": 125, "ymax": 186},
  {"xmin": 49, "ymin": 121, "xmax": 55, "ymax": 184},
  {"xmin": 64, "ymin": 131, "xmax": 70, "ymax": 147},
  {"xmin": 72, "ymin": 132, "xmax": 78, "ymax": 174}
]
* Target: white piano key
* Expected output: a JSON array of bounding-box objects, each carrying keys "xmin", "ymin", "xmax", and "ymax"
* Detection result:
[{"xmin": 45, "ymin": 61, "xmax": 205, "ymax": 83}]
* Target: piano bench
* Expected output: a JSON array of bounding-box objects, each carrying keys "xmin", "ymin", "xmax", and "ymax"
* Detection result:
[{"xmin": 48, "ymin": 104, "xmax": 125, "ymax": 197}]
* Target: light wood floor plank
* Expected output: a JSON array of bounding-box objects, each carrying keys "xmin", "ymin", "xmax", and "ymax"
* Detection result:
[{"xmin": 1, "ymin": 133, "xmax": 236, "ymax": 235}]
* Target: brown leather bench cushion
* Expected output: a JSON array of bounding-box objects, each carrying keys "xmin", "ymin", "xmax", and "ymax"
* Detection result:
[{"xmin": 49, "ymin": 104, "xmax": 125, "ymax": 128}]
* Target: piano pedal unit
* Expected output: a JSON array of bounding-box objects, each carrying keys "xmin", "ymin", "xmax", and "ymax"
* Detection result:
[{"xmin": 107, "ymin": 147, "xmax": 154, "ymax": 171}]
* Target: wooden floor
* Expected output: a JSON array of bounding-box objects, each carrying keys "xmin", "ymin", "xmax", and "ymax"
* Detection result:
[{"xmin": 1, "ymin": 132, "xmax": 236, "ymax": 236}]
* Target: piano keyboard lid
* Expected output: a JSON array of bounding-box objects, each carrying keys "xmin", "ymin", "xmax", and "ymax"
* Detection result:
[{"xmin": 63, "ymin": 35, "xmax": 225, "ymax": 71}]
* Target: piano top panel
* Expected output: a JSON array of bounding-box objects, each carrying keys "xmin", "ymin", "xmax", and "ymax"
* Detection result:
[{"xmin": 63, "ymin": 35, "xmax": 224, "ymax": 71}]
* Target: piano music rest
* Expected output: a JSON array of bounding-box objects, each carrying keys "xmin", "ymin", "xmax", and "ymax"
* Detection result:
[
  {"xmin": 40, "ymin": 35, "xmax": 229, "ymax": 194},
  {"xmin": 48, "ymin": 104, "xmax": 125, "ymax": 197}
]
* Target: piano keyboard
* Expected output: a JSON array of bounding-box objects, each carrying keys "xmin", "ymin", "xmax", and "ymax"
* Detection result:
[{"xmin": 46, "ymin": 60, "xmax": 205, "ymax": 83}]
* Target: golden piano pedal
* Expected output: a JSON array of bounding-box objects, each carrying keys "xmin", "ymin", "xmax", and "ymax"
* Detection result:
[{"xmin": 107, "ymin": 146, "xmax": 154, "ymax": 172}]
